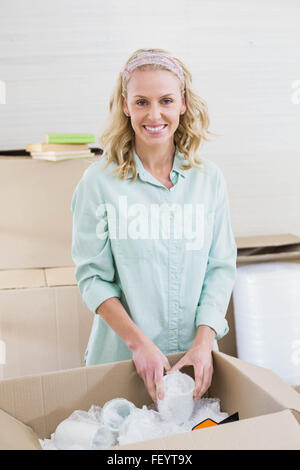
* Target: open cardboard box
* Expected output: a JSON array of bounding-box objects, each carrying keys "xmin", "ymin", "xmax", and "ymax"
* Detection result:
[{"xmin": 0, "ymin": 350, "xmax": 300, "ymax": 450}]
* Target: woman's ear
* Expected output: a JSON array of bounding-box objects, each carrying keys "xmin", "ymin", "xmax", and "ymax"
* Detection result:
[
  {"xmin": 123, "ymin": 97, "xmax": 129, "ymax": 117},
  {"xmin": 181, "ymin": 93, "xmax": 187, "ymax": 115}
]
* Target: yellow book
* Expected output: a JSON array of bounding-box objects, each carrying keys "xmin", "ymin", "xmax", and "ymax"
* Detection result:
[
  {"xmin": 26, "ymin": 143, "xmax": 89, "ymax": 152},
  {"xmin": 31, "ymin": 153, "xmax": 93, "ymax": 162}
]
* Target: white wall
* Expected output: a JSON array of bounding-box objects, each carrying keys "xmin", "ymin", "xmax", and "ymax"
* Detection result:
[{"xmin": 0, "ymin": 0, "xmax": 299, "ymax": 237}]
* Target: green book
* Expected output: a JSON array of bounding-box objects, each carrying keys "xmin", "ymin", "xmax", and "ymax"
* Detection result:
[{"xmin": 44, "ymin": 133, "xmax": 95, "ymax": 144}]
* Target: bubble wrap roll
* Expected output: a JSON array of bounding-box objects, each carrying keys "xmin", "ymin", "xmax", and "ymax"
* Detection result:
[{"xmin": 233, "ymin": 261, "xmax": 300, "ymax": 385}]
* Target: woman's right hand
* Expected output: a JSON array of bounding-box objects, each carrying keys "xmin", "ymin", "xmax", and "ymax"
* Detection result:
[{"xmin": 132, "ymin": 339, "xmax": 171, "ymax": 404}]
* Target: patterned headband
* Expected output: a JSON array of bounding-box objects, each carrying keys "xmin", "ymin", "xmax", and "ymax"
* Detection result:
[{"xmin": 122, "ymin": 51, "xmax": 185, "ymax": 94}]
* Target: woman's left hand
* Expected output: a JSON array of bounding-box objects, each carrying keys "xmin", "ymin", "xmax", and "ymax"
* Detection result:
[{"xmin": 166, "ymin": 344, "xmax": 214, "ymax": 401}]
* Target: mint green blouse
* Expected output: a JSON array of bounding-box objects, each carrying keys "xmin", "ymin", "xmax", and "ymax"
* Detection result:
[{"xmin": 71, "ymin": 147, "xmax": 237, "ymax": 365}]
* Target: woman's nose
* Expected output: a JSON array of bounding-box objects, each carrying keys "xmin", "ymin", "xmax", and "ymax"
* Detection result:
[{"xmin": 148, "ymin": 103, "xmax": 162, "ymax": 121}]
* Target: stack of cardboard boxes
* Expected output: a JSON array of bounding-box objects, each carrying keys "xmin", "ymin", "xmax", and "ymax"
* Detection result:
[
  {"xmin": 0, "ymin": 155, "xmax": 94, "ymax": 380},
  {"xmin": 0, "ymin": 154, "xmax": 300, "ymax": 449}
]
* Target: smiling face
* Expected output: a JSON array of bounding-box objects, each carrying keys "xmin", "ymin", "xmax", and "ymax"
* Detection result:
[{"xmin": 123, "ymin": 68, "xmax": 186, "ymax": 151}]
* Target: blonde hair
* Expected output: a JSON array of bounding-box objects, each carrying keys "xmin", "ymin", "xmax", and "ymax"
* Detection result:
[{"xmin": 99, "ymin": 48, "xmax": 212, "ymax": 181}]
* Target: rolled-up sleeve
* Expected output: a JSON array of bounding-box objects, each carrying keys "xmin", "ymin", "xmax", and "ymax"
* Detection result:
[
  {"xmin": 71, "ymin": 171, "xmax": 121, "ymax": 314},
  {"xmin": 194, "ymin": 167, "xmax": 237, "ymax": 340}
]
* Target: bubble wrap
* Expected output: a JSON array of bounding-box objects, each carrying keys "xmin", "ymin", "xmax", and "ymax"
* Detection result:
[
  {"xmin": 233, "ymin": 262, "xmax": 300, "ymax": 386},
  {"xmin": 157, "ymin": 370, "xmax": 195, "ymax": 424}
]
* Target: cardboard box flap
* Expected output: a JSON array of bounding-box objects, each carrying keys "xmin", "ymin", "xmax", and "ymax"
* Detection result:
[
  {"xmin": 2, "ymin": 408, "xmax": 300, "ymax": 450},
  {"xmin": 212, "ymin": 352, "xmax": 300, "ymax": 414},
  {"xmin": 236, "ymin": 234, "xmax": 300, "ymax": 263},
  {"xmin": 236, "ymin": 233, "xmax": 300, "ymax": 250},
  {"xmin": 0, "ymin": 409, "xmax": 41, "ymax": 450},
  {"xmin": 112, "ymin": 409, "xmax": 300, "ymax": 450},
  {"xmin": 291, "ymin": 409, "xmax": 300, "ymax": 425}
]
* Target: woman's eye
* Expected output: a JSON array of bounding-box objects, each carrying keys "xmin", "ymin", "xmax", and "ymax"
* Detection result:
[{"xmin": 136, "ymin": 99, "xmax": 173, "ymax": 106}]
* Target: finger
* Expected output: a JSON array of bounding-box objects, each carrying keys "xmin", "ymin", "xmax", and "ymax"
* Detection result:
[
  {"xmin": 199, "ymin": 364, "xmax": 213, "ymax": 398},
  {"xmin": 198, "ymin": 369, "xmax": 208, "ymax": 398},
  {"xmin": 136, "ymin": 368, "xmax": 145, "ymax": 384},
  {"xmin": 164, "ymin": 358, "xmax": 172, "ymax": 373},
  {"xmin": 145, "ymin": 370, "xmax": 157, "ymax": 403},
  {"xmin": 154, "ymin": 368, "xmax": 164, "ymax": 401},
  {"xmin": 133, "ymin": 359, "xmax": 146, "ymax": 384},
  {"xmin": 193, "ymin": 363, "xmax": 204, "ymax": 401}
]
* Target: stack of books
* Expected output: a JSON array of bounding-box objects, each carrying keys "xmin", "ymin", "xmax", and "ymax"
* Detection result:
[{"xmin": 26, "ymin": 133, "xmax": 96, "ymax": 161}]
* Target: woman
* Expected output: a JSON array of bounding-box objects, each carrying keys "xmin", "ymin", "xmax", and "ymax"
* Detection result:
[{"xmin": 71, "ymin": 48, "xmax": 237, "ymax": 405}]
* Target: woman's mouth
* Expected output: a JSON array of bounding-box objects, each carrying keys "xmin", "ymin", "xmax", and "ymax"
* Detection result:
[{"xmin": 142, "ymin": 124, "xmax": 168, "ymax": 135}]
